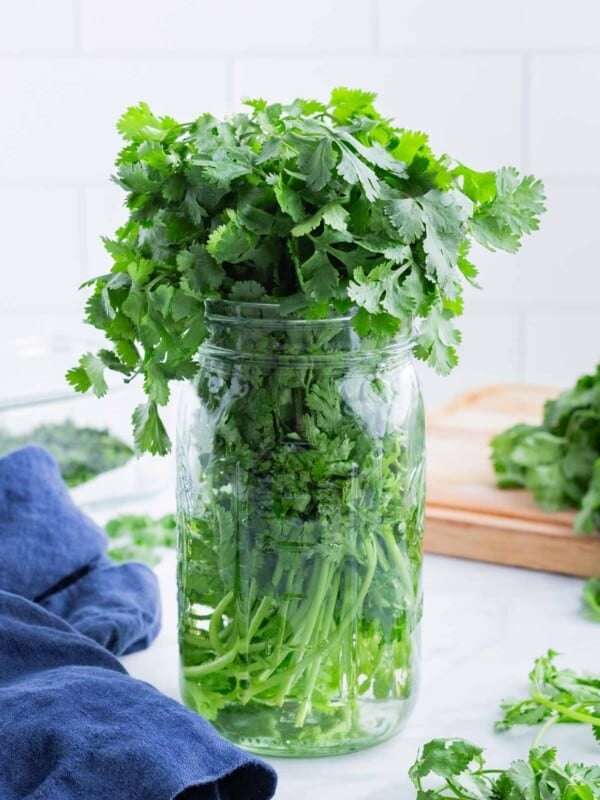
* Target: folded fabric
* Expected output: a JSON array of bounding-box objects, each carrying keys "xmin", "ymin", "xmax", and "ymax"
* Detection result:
[
  {"xmin": 0, "ymin": 446, "xmax": 277, "ymax": 800},
  {"xmin": 0, "ymin": 445, "xmax": 160, "ymax": 655}
]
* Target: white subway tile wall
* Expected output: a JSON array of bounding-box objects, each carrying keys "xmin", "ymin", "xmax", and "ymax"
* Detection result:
[{"xmin": 1, "ymin": 0, "xmax": 598, "ymax": 408}]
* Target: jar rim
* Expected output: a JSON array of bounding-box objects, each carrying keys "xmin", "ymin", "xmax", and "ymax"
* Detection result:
[
  {"xmin": 204, "ymin": 299, "xmax": 415, "ymax": 344},
  {"xmin": 204, "ymin": 299, "xmax": 354, "ymax": 326}
]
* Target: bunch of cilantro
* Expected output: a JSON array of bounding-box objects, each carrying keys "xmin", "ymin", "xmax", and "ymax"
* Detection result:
[
  {"xmin": 491, "ymin": 365, "xmax": 600, "ymax": 534},
  {"xmin": 177, "ymin": 338, "xmax": 425, "ymax": 738},
  {"xmin": 68, "ymin": 88, "xmax": 545, "ymax": 743},
  {"xmin": 67, "ymin": 88, "xmax": 545, "ymax": 456},
  {"xmin": 491, "ymin": 366, "xmax": 600, "ymax": 619}
]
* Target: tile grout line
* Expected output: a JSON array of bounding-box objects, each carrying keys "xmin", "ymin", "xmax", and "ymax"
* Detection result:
[
  {"xmin": 72, "ymin": 0, "xmax": 83, "ymax": 54},
  {"xmin": 4, "ymin": 46, "xmax": 600, "ymax": 60},
  {"xmin": 1, "ymin": 46, "xmax": 599, "ymax": 61},
  {"xmin": 515, "ymin": 310, "xmax": 527, "ymax": 382},
  {"xmin": 521, "ymin": 53, "xmax": 531, "ymax": 172},
  {"xmin": 371, "ymin": 0, "xmax": 381, "ymax": 52},
  {"xmin": 225, "ymin": 57, "xmax": 236, "ymax": 113},
  {"xmin": 77, "ymin": 187, "xmax": 88, "ymax": 283}
]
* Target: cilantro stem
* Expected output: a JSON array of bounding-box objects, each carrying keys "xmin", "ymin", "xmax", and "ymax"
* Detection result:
[
  {"xmin": 208, "ymin": 591, "xmax": 233, "ymax": 654},
  {"xmin": 246, "ymin": 596, "xmax": 275, "ymax": 644},
  {"xmin": 183, "ymin": 646, "xmax": 239, "ymax": 678},
  {"xmin": 325, "ymin": 536, "xmax": 378, "ymax": 651},
  {"xmin": 531, "ymin": 693, "xmax": 600, "ymax": 726},
  {"xmin": 533, "ymin": 714, "xmax": 558, "ymax": 747},
  {"xmin": 295, "ymin": 571, "xmax": 340, "ymax": 726},
  {"xmin": 274, "ymin": 560, "xmax": 333, "ymax": 705}
]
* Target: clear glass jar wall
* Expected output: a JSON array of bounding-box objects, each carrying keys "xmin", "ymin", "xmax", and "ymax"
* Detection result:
[{"xmin": 177, "ymin": 301, "xmax": 425, "ymax": 757}]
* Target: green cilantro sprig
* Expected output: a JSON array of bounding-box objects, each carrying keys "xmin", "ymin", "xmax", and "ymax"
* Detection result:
[
  {"xmin": 409, "ymin": 738, "xmax": 600, "ymax": 799},
  {"xmin": 491, "ymin": 364, "xmax": 600, "ymax": 533},
  {"xmin": 584, "ymin": 578, "xmax": 600, "ymax": 622},
  {"xmin": 68, "ymin": 88, "xmax": 545, "ymax": 454},
  {"xmin": 497, "ymin": 651, "xmax": 600, "ymax": 746}
]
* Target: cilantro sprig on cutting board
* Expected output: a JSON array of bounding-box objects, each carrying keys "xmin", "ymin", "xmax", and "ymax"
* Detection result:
[
  {"xmin": 67, "ymin": 88, "xmax": 545, "ymax": 454},
  {"xmin": 491, "ymin": 365, "xmax": 600, "ymax": 533}
]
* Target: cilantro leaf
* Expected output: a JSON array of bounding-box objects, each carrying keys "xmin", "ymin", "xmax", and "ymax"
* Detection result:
[
  {"xmin": 117, "ymin": 102, "xmax": 179, "ymax": 143},
  {"xmin": 415, "ymin": 304, "xmax": 461, "ymax": 375},
  {"xmin": 72, "ymin": 89, "xmax": 544, "ymax": 454},
  {"xmin": 132, "ymin": 401, "xmax": 171, "ymax": 455},
  {"xmin": 206, "ymin": 219, "xmax": 257, "ymax": 264},
  {"xmin": 409, "ymin": 739, "xmax": 600, "ymax": 800},
  {"xmin": 420, "ymin": 190, "xmax": 472, "ymax": 299},
  {"xmin": 583, "ymin": 577, "xmax": 600, "ymax": 622},
  {"xmin": 575, "ymin": 459, "xmax": 600, "ymax": 534},
  {"xmin": 497, "ymin": 651, "xmax": 600, "ymax": 742},
  {"xmin": 336, "ymin": 143, "xmax": 381, "ymax": 201},
  {"xmin": 228, "ymin": 280, "xmax": 267, "ymax": 301},
  {"xmin": 272, "ymin": 174, "xmax": 304, "ymax": 222},
  {"xmin": 329, "ymin": 87, "xmax": 378, "ymax": 122},
  {"xmin": 299, "ymin": 136, "xmax": 337, "ymax": 192},
  {"xmin": 409, "ymin": 739, "xmax": 483, "ymax": 782},
  {"xmin": 384, "ymin": 197, "xmax": 424, "ymax": 243},
  {"xmin": 298, "ymin": 249, "xmax": 340, "ymax": 300},
  {"xmin": 471, "ymin": 167, "xmax": 546, "ymax": 253},
  {"xmin": 176, "ymin": 243, "xmax": 225, "ymax": 292},
  {"xmin": 66, "ymin": 353, "xmax": 108, "ymax": 398},
  {"xmin": 292, "ymin": 202, "xmax": 349, "ymax": 237},
  {"xmin": 491, "ymin": 365, "xmax": 600, "ymax": 531}
]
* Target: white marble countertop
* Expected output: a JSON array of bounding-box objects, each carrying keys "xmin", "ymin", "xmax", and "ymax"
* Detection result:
[{"xmin": 117, "ymin": 496, "xmax": 600, "ymax": 799}]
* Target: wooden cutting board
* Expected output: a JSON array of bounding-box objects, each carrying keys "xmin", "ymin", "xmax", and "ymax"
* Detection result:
[{"xmin": 424, "ymin": 385, "xmax": 600, "ymax": 576}]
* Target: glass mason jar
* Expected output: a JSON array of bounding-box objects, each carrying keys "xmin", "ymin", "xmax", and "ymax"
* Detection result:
[{"xmin": 176, "ymin": 301, "xmax": 425, "ymax": 757}]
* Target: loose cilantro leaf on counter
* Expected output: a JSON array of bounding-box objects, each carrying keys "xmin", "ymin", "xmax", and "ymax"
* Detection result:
[
  {"xmin": 70, "ymin": 88, "xmax": 545, "ymax": 454},
  {"xmin": 496, "ymin": 651, "xmax": 600, "ymax": 744},
  {"xmin": 0, "ymin": 421, "xmax": 133, "ymax": 487},
  {"xmin": 409, "ymin": 738, "xmax": 600, "ymax": 799},
  {"xmin": 106, "ymin": 513, "xmax": 176, "ymax": 566},
  {"xmin": 491, "ymin": 365, "xmax": 600, "ymax": 531}
]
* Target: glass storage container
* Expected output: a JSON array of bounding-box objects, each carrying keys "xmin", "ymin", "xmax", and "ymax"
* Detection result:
[
  {"xmin": 0, "ymin": 337, "xmax": 171, "ymax": 509},
  {"xmin": 177, "ymin": 302, "xmax": 425, "ymax": 757}
]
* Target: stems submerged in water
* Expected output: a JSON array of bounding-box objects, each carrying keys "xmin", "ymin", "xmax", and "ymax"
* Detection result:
[{"xmin": 177, "ymin": 317, "xmax": 425, "ymax": 751}]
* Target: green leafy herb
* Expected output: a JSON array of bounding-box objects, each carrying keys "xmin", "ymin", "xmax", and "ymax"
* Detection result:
[
  {"xmin": 409, "ymin": 738, "xmax": 600, "ymax": 799},
  {"xmin": 584, "ymin": 578, "xmax": 600, "ymax": 622},
  {"xmin": 177, "ymin": 317, "xmax": 425, "ymax": 740},
  {"xmin": 0, "ymin": 421, "xmax": 133, "ymax": 487},
  {"xmin": 106, "ymin": 513, "xmax": 176, "ymax": 566},
  {"xmin": 491, "ymin": 365, "xmax": 600, "ymax": 532},
  {"xmin": 71, "ymin": 87, "xmax": 545, "ymax": 454},
  {"xmin": 497, "ymin": 651, "xmax": 600, "ymax": 745}
]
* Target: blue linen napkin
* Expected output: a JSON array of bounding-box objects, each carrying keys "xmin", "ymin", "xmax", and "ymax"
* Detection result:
[{"xmin": 0, "ymin": 446, "xmax": 277, "ymax": 800}]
